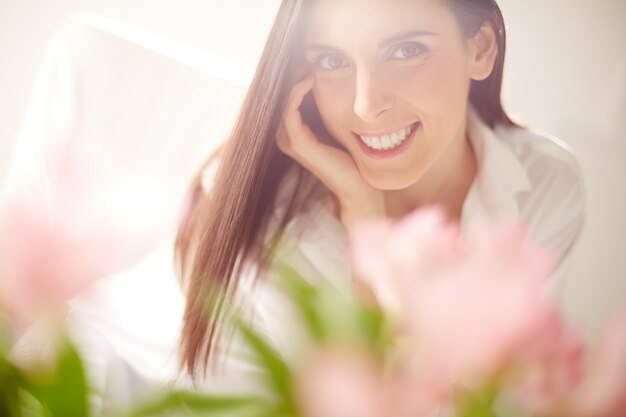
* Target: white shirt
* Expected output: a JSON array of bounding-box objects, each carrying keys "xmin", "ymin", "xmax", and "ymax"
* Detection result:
[
  {"xmin": 13, "ymin": 109, "xmax": 585, "ymax": 415},
  {"xmin": 463, "ymin": 107, "xmax": 585, "ymax": 294}
]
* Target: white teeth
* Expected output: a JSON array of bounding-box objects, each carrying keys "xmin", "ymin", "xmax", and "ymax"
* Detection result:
[
  {"xmin": 381, "ymin": 135, "xmax": 391, "ymax": 149},
  {"xmin": 372, "ymin": 137, "xmax": 382, "ymax": 149},
  {"xmin": 359, "ymin": 124, "xmax": 415, "ymax": 151},
  {"xmin": 390, "ymin": 132, "xmax": 400, "ymax": 146}
]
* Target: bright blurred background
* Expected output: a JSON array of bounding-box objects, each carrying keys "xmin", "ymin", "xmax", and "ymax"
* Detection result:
[{"xmin": 0, "ymin": 0, "xmax": 624, "ymax": 342}]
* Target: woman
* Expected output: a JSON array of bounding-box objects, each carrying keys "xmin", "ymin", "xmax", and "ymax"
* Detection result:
[{"xmin": 177, "ymin": 0, "xmax": 585, "ymax": 388}]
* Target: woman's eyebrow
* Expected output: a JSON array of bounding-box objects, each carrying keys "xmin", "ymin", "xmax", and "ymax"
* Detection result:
[
  {"xmin": 379, "ymin": 30, "xmax": 438, "ymax": 47},
  {"xmin": 305, "ymin": 30, "xmax": 438, "ymax": 54},
  {"xmin": 304, "ymin": 44, "xmax": 346, "ymax": 55}
]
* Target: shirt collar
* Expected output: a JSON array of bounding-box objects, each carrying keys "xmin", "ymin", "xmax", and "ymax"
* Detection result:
[{"xmin": 462, "ymin": 107, "xmax": 532, "ymax": 222}]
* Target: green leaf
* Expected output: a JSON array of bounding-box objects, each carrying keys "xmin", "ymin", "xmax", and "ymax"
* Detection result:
[
  {"xmin": 273, "ymin": 263, "xmax": 325, "ymax": 342},
  {"xmin": 0, "ymin": 355, "xmax": 23, "ymax": 417},
  {"xmin": 0, "ymin": 312, "xmax": 13, "ymax": 355},
  {"xmin": 124, "ymin": 391, "xmax": 272, "ymax": 417},
  {"xmin": 17, "ymin": 389, "xmax": 47, "ymax": 417},
  {"xmin": 234, "ymin": 319, "xmax": 296, "ymax": 416},
  {"xmin": 456, "ymin": 383, "xmax": 499, "ymax": 417},
  {"xmin": 316, "ymin": 285, "xmax": 389, "ymax": 353},
  {"xmin": 22, "ymin": 338, "xmax": 90, "ymax": 417},
  {"xmin": 274, "ymin": 261, "xmax": 391, "ymax": 359}
]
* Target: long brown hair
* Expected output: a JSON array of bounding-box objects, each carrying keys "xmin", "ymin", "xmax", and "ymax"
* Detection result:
[{"xmin": 176, "ymin": 0, "xmax": 514, "ymax": 380}]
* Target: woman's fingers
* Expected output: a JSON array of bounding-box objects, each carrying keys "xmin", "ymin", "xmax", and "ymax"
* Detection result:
[
  {"xmin": 278, "ymin": 74, "xmax": 359, "ymax": 183},
  {"xmin": 286, "ymin": 74, "xmax": 315, "ymax": 122},
  {"xmin": 280, "ymin": 75, "xmax": 316, "ymax": 152},
  {"xmin": 276, "ymin": 74, "xmax": 386, "ymax": 225}
]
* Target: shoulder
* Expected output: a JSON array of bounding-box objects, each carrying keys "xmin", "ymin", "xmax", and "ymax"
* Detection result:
[
  {"xmin": 495, "ymin": 125, "xmax": 586, "ymax": 260},
  {"xmin": 496, "ymin": 125, "xmax": 583, "ymax": 182},
  {"xmin": 495, "ymin": 125, "xmax": 584, "ymax": 204}
]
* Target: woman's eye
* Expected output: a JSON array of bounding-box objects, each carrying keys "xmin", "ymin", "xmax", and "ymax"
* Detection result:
[
  {"xmin": 317, "ymin": 55, "xmax": 348, "ymax": 71},
  {"xmin": 390, "ymin": 43, "xmax": 426, "ymax": 60}
]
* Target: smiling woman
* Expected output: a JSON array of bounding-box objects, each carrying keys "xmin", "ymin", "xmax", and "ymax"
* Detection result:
[
  {"xmin": 303, "ymin": 0, "xmax": 496, "ymax": 203},
  {"xmin": 177, "ymin": 0, "xmax": 585, "ymax": 390}
]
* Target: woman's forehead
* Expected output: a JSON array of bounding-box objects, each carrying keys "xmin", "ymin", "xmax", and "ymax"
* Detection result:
[{"xmin": 305, "ymin": 0, "xmax": 456, "ymax": 45}]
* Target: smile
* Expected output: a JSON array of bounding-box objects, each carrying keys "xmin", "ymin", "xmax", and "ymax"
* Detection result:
[{"xmin": 356, "ymin": 122, "xmax": 418, "ymax": 151}]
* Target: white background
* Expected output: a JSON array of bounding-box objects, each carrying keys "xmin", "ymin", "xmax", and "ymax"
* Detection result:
[{"xmin": 1, "ymin": 0, "xmax": 625, "ymax": 339}]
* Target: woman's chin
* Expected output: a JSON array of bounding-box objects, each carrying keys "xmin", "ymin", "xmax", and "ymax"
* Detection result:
[{"xmin": 362, "ymin": 171, "xmax": 418, "ymax": 191}]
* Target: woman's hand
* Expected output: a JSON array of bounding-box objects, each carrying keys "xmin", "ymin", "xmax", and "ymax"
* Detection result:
[{"xmin": 276, "ymin": 74, "xmax": 386, "ymax": 230}]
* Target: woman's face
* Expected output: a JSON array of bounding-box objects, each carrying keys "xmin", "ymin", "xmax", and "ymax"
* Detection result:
[{"xmin": 305, "ymin": 0, "xmax": 489, "ymax": 190}]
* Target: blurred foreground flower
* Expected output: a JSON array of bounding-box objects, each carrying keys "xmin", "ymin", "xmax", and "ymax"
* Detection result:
[
  {"xmin": 1, "ymin": 199, "xmax": 624, "ymax": 417},
  {"xmin": 0, "ymin": 141, "xmax": 179, "ymax": 416},
  {"xmin": 556, "ymin": 312, "xmax": 626, "ymax": 417},
  {"xmin": 351, "ymin": 208, "xmax": 563, "ymax": 384},
  {"xmin": 0, "ymin": 142, "xmax": 168, "ymax": 329},
  {"xmin": 296, "ymin": 347, "xmax": 450, "ymax": 417},
  {"xmin": 330, "ymin": 206, "xmax": 626, "ymax": 417}
]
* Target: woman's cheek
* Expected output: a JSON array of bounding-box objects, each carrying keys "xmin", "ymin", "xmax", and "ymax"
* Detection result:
[
  {"xmin": 398, "ymin": 62, "xmax": 451, "ymax": 107},
  {"xmin": 313, "ymin": 80, "xmax": 352, "ymax": 136}
]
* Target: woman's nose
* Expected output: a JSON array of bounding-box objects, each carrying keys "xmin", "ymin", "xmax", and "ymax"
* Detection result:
[{"xmin": 353, "ymin": 70, "xmax": 394, "ymax": 123}]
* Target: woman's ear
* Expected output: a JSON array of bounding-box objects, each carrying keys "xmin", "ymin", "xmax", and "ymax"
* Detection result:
[{"xmin": 468, "ymin": 21, "xmax": 498, "ymax": 81}]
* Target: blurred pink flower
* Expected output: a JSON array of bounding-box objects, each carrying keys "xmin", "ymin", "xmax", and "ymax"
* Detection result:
[
  {"xmin": 0, "ymin": 142, "xmax": 168, "ymax": 328},
  {"xmin": 295, "ymin": 347, "xmax": 447, "ymax": 417},
  {"xmin": 298, "ymin": 206, "xmax": 626, "ymax": 417},
  {"xmin": 564, "ymin": 311, "xmax": 626, "ymax": 417},
  {"xmin": 349, "ymin": 208, "xmax": 461, "ymax": 315},
  {"xmin": 350, "ymin": 207, "xmax": 558, "ymax": 384},
  {"xmin": 504, "ymin": 328, "xmax": 585, "ymax": 414},
  {"xmin": 509, "ymin": 311, "xmax": 626, "ymax": 417}
]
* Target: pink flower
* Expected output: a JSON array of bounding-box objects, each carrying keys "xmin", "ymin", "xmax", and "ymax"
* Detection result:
[
  {"xmin": 350, "ymin": 207, "xmax": 461, "ymax": 316},
  {"xmin": 504, "ymin": 328, "xmax": 586, "ymax": 414},
  {"xmin": 298, "ymin": 206, "xmax": 626, "ymax": 417},
  {"xmin": 350, "ymin": 207, "xmax": 558, "ymax": 385},
  {"xmin": 295, "ymin": 347, "xmax": 447, "ymax": 417},
  {"xmin": 508, "ymin": 311, "xmax": 626, "ymax": 417},
  {"xmin": 0, "ymin": 143, "xmax": 169, "ymax": 329},
  {"xmin": 564, "ymin": 311, "xmax": 626, "ymax": 417}
]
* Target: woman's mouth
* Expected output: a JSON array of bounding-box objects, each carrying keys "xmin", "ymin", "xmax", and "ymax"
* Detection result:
[{"xmin": 353, "ymin": 122, "xmax": 420, "ymax": 159}]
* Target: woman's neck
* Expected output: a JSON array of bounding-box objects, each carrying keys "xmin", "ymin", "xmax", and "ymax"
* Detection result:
[{"xmin": 383, "ymin": 130, "xmax": 477, "ymax": 221}]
